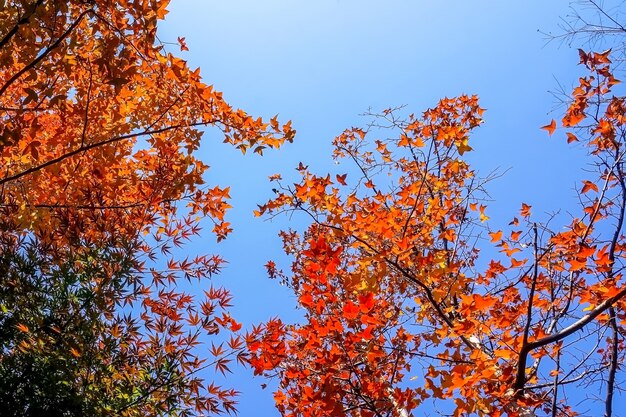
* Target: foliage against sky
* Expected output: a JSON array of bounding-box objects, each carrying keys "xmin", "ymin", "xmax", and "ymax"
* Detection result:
[
  {"xmin": 3, "ymin": 1, "xmax": 626, "ymax": 417},
  {"xmin": 0, "ymin": 0, "xmax": 293, "ymax": 415}
]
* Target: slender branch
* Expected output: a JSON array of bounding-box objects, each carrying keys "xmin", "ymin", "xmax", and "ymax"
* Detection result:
[
  {"xmin": 382, "ymin": 255, "xmax": 479, "ymax": 352},
  {"xmin": 588, "ymin": 0, "xmax": 626, "ymax": 33},
  {"xmin": 605, "ymin": 307, "xmax": 618, "ymax": 417},
  {"xmin": 526, "ymin": 365, "xmax": 609, "ymax": 390},
  {"xmin": 519, "ymin": 287, "xmax": 626, "ymax": 366},
  {"xmin": 516, "ymin": 224, "xmax": 540, "ymax": 391},
  {"xmin": 604, "ymin": 147, "xmax": 626, "ymax": 417},
  {"xmin": 401, "ymin": 138, "xmax": 434, "ymax": 238},
  {"xmin": 546, "ymin": 270, "xmax": 576, "ymax": 336},
  {"xmin": 551, "ymin": 349, "xmax": 560, "ymax": 417}
]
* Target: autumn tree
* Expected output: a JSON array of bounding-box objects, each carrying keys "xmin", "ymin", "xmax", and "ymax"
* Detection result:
[
  {"xmin": 0, "ymin": 0, "xmax": 293, "ymax": 415},
  {"xmin": 248, "ymin": 44, "xmax": 626, "ymax": 417}
]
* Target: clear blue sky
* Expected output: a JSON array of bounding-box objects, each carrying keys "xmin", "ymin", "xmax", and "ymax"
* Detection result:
[{"xmin": 159, "ymin": 1, "xmax": 588, "ymax": 415}]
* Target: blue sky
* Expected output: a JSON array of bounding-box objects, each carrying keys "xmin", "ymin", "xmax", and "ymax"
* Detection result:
[{"xmin": 159, "ymin": 1, "xmax": 591, "ymax": 415}]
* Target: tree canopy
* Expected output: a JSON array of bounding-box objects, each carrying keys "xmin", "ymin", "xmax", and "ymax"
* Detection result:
[
  {"xmin": 2, "ymin": 1, "xmax": 626, "ymax": 417},
  {"xmin": 0, "ymin": 0, "xmax": 293, "ymax": 415}
]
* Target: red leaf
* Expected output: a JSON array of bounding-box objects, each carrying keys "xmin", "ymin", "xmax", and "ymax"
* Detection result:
[{"xmin": 343, "ymin": 301, "xmax": 359, "ymax": 320}]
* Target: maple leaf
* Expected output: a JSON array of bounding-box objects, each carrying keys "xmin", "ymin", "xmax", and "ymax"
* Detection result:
[
  {"xmin": 16, "ymin": 323, "xmax": 29, "ymax": 333},
  {"xmin": 581, "ymin": 180, "xmax": 599, "ymax": 194},
  {"xmin": 479, "ymin": 204, "xmax": 489, "ymax": 222},
  {"xmin": 520, "ymin": 203, "xmax": 532, "ymax": 218},
  {"xmin": 178, "ymin": 36, "xmax": 189, "ymax": 51},
  {"xmin": 566, "ymin": 132, "xmax": 579, "ymax": 143},
  {"xmin": 489, "ymin": 230, "xmax": 503, "ymax": 243},
  {"xmin": 336, "ymin": 173, "xmax": 347, "ymax": 186},
  {"xmin": 541, "ymin": 119, "xmax": 557, "ymax": 136},
  {"xmin": 343, "ymin": 301, "xmax": 359, "ymax": 319}
]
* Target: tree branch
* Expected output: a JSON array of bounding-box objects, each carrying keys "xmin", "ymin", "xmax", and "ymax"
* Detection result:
[{"xmin": 604, "ymin": 306, "xmax": 618, "ymax": 417}]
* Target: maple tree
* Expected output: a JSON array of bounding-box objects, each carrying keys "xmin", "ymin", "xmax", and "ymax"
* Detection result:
[
  {"xmin": 248, "ymin": 50, "xmax": 626, "ymax": 417},
  {"xmin": 0, "ymin": 0, "xmax": 293, "ymax": 415}
]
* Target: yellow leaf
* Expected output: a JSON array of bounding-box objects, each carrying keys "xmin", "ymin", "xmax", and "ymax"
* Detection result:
[{"xmin": 479, "ymin": 205, "xmax": 489, "ymax": 222}]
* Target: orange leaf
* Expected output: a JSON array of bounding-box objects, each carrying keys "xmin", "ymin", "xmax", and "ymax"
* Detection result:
[
  {"xmin": 473, "ymin": 294, "xmax": 497, "ymax": 310},
  {"xmin": 489, "ymin": 230, "xmax": 503, "ymax": 243},
  {"xmin": 494, "ymin": 349, "xmax": 514, "ymax": 360},
  {"xmin": 581, "ymin": 180, "xmax": 599, "ymax": 194},
  {"xmin": 541, "ymin": 119, "xmax": 557, "ymax": 136},
  {"xmin": 566, "ymin": 132, "xmax": 578, "ymax": 143},
  {"xmin": 510, "ymin": 257, "xmax": 527, "ymax": 268},
  {"xmin": 16, "ymin": 323, "xmax": 29, "ymax": 333},
  {"xmin": 569, "ymin": 258, "xmax": 587, "ymax": 271}
]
